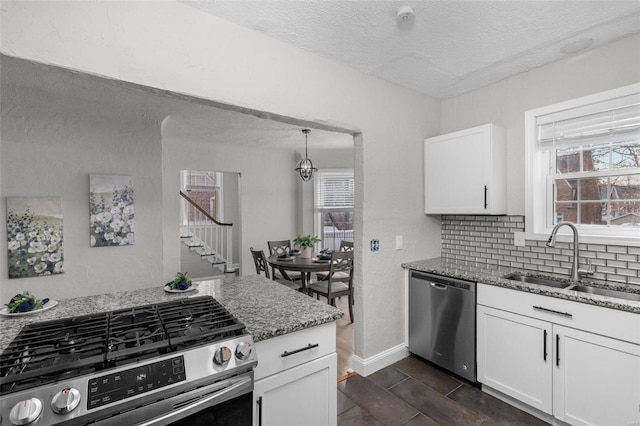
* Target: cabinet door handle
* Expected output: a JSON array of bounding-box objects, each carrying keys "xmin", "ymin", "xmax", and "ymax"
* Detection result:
[
  {"xmin": 257, "ymin": 396, "xmax": 263, "ymax": 426},
  {"xmin": 533, "ymin": 305, "xmax": 572, "ymax": 317},
  {"xmin": 556, "ymin": 334, "xmax": 560, "ymax": 367},
  {"xmin": 281, "ymin": 343, "xmax": 319, "ymax": 358},
  {"xmin": 543, "ymin": 329, "xmax": 548, "ymax": 361},
  {"xmin": 484, "ymin": 185, "xmax": 488, "ymax": 209}
]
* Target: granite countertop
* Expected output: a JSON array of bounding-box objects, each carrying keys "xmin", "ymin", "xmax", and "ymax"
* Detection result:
[
  {"xmin": 402, "ymin": 257, "xmax": 640, "ymax": 314},
  {"xmin": 0, "ymin": 275, "xmax": 343, "ymax": 353}
]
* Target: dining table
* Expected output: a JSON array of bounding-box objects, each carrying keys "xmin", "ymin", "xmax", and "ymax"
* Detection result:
[{"xmin": 266, "ymin": 254, "xmax": 332, "ymax": 292}]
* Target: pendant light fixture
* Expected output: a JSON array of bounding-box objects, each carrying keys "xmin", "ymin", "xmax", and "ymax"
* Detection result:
[{"xmin": 295, "ymin": 129, "xmax": 317, "ymax": 181}]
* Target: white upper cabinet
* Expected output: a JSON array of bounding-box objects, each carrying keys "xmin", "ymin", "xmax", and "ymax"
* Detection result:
[{"xmin": 424, "ymin": 123, "xmax": 506, "ymax": 214}]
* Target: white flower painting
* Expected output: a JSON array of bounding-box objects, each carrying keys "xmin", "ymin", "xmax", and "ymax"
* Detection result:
[
  {"xmin": 6, "ymin": 196, "xmax": 64, "ymax": 278},
  {"xmin": 89, "ymin": 174, "xmax": 134, "ymax": 247}
]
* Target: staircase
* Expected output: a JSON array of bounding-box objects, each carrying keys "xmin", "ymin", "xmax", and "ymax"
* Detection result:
[
  {"xmin": 180, "ymin": 236, "xmax": 226, "ymax": 278},
  {"xmin": 179, "ymin": 191, "xmax": 237, "ymax": 277}
]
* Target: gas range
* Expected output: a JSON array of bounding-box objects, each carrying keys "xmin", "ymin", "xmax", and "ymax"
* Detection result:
[{"xmin": 0, "ymin": 296, "xmax": 257, "ymax": 425}]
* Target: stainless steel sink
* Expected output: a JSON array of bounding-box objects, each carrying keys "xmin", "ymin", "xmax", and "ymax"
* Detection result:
[
  {"xmin": 503, "ymin": 273, "xmax": 572, "ymax": 289},
  {"xmin": 569, "ymin": 285, "xmax": 640, "ymax": 302}
]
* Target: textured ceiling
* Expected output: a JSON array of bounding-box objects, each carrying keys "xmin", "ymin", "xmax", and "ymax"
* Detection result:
[{"xmin": 182, "ymin": 0, "xmax": 640, "ymax": 98}]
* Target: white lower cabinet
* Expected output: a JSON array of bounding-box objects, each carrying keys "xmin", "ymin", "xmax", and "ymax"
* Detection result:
[
  {"xmin": 253, "ymin": 322, "xmax": 337, "ymax": 426},
  {"xmin": 477, "ymin": 305, "xmax": 552, "ymax": 413},
  {"xmin": 553, "ymin": 326, "xmax": 640, "ymax": 426},
  {"xmin": 477, "ymin": 284, "xmax": 640, "ymax": 426}
]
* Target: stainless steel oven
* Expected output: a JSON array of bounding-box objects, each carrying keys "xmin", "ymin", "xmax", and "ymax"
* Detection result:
[{"xmin": 0, "ymin": 296, "xmax": 257, "ymax": 426}]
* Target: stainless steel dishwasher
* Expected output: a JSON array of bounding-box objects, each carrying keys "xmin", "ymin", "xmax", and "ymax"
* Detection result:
[{"xmin": 408, "ymin": 270, "xmax": 476, "ymax": 382}]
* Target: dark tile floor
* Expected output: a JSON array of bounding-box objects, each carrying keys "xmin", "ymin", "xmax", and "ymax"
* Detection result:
[{"xmin": 338, "ymin": 355, "xmax": 548, "ymax": 426}]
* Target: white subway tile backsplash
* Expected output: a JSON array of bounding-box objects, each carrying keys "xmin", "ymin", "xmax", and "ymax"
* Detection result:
[
  {"xmin": 441, "ymin": 215, "xmax": 638, "ymax": 284},
  {"xmin": 595, "ymin": 252, "xmax": 616, "ymax": 260},
  {"xmin": 606, "ymin": 245, "xmax": 628, "ymax": 254},
  {"xmin": 617, "ymin": 254, "xmax": 638, "ymax": 262},
  {"xmin": 607, "ymin": 260, "xmax": 628, "ymax": 268},
  {"xmin": 617, "ymin": 269, "xmax": 637, "ymax": 277},
  {"xmin": 606, "ymin": 274, "xmax": 628, "ymax": 283}
]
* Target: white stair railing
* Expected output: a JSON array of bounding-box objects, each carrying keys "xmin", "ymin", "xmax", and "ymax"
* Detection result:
[{"xmin": 179, "ymin": 191, "xmax": 233, "ymax": 270}]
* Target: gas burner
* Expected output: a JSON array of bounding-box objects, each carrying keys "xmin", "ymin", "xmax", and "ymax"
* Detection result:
[
  {"xmin": 55, "ymin": 334, "xmax": 86, "ymax": 353},
  {"xmin": 123, "ymin": 328, "xmax": 152, "ymax": 347},
  {"xmin": 177, "ymin": 313, "xmax": 195, "ymax": 329},
  {"xmin": 109, "ymin": 327, "xmax": 163, "ymax": 350},
  {"xmin": 38, "ymin": 352, "xmax": 81, "ymax": 369}
]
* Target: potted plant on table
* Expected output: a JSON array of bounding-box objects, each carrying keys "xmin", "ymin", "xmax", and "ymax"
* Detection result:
[{"xmin": 293, "ymin": 234, "xmax": 321, "ymax": 259}]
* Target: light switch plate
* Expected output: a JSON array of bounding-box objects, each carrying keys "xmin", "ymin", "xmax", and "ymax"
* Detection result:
[
  {"xmin": 514, "ymin": 231, "xmax": 526, "ymax": 247},
  {"xmin": 395, "ymin": 235, "xmax": 403, "ymax": 250}
]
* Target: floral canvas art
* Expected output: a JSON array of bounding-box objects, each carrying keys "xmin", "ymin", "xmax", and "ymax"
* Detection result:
[
  {"xmin": 89, "ymin": 174, "xmax": 134, "ymax": 247},
  {"xmin": 6, "ymin": 196, "xmax": 64, "ymax": 278}
]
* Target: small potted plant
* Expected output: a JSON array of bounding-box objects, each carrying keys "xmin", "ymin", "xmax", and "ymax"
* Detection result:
[
  {"xmin": 5, "ymin": 291, "xmax": 50, "ymax": 313},
  {"xmin": 166, "ymin": 272, "xmax": 192, "ymax": 291},
  {"xmin": 293, "ymin": 234, "xmax": 321, "ymax": 258}
]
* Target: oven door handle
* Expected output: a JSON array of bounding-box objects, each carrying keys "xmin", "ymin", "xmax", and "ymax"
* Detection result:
[{"xmin": 136, "ymin": 375, "xmax": 252, "ymax": 426}]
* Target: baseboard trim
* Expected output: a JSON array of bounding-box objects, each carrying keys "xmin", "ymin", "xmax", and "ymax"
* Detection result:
[{"xmin": 349, "ymin": 344, "xmax": 409, "ymax": 377}]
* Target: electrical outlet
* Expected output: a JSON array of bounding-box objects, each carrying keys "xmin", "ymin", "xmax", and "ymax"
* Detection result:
[
  {"xmin": 514, "ymin": 231, "xmax": 526, "ymax": 247},
  {"xmin": 370, "ymin": 239, "xmax": 379, "ymax": 252}
]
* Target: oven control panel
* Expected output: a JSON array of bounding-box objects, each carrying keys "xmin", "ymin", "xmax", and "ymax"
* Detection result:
[{"xmin": 87, "ymin": 356, "xmax": 186, "ymax": 410}]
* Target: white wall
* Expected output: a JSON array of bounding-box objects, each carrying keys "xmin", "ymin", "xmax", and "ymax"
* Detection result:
[
  {"xmin": 441, "ymin": 35, "xmax": 640, "ymax": 215},
  {"xmin": 162, "ymin": 118, "xmax": 301, "ymax": 277},
  {"xmin": 0, "ymin": 66, "xmax": 165, "ymax": 300},
  {"xmin": 1, "ymin": 1, "xmax": 442, "ymax": 365}
]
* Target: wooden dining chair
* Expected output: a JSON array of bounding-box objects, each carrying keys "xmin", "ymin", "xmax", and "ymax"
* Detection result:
[
  {"xmin": 308, "ymin": 250, "xmax": 354, "ymax": 323},
  {"xmin": 316, "ymin": 240, "xmax": 354, "ymax": 281},
  {"xmin": 267, "ymin": 240, "xmax": 302, "ymax": 282},
  {"xmin": 250, "ymin": 247, "xmax": 301, "ymax": 291}
]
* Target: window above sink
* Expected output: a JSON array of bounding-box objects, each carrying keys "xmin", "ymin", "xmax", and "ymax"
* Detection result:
[{"xmin": 525, "ymin": 83, "xmax": 640, "ymax": 247}]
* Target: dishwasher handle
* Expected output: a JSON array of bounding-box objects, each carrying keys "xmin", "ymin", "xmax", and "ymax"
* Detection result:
[
  {"xmin": 430, "ymin": 282, "xmax": 448, "ymax": 290},
  {"xmin": 410, "ymin": 271, "xmax": 475, "ymax": 292}
]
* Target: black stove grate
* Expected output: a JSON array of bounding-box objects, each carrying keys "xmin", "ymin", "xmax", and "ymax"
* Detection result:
[{"xmin": 0, "ymin": 296, "xmax": 246, "ymax": 394}]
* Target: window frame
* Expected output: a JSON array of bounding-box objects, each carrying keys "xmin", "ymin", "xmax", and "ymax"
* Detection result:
[
  {"xmin": 525, "ymin": 83, "xmax": 640, "ymax": 247},
  {"xmin": 313, "ymin": 169, "xmax": 354, "ymax": 250}
]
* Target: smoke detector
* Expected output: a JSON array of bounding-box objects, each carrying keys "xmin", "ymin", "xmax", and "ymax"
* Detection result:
[{"xmin": 397, "ymin": 5, "xmax": 415, "ymax": 23}]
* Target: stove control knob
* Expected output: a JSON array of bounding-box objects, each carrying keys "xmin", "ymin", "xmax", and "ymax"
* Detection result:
[
  {"xmin": 51, "ymin": 387, "xmax": 81, "ymax": 415},
  {"xmin": 235, "ymin": 341, "xmax": 253, "ymax": 360},
  {"xmin": 9, "ymin": 398, "xmax": 42, "ymax": 425},
  {"xmin": 213, "ymin": 346, "xmax": 232, "ymax": 366}
]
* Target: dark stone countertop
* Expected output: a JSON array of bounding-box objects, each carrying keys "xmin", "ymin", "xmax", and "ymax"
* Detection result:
[
  {"xmin": 402, "ymin": 258, "xmax": 640, "ymax": 314},
  {"xmin": 0, "ymin": 275, "xmax": 343, "ymax": 353}
]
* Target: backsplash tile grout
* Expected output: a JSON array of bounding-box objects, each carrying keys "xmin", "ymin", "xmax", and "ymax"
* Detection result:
[{"xmin": 441, "ymin": 215, "xmax": 639, "ymax": 285}]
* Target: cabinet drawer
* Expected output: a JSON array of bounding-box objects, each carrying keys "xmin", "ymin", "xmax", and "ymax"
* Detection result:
[
  {"xmin": 478, "ymin": 283, "xmax": 640, "ymax": 345},
  {"xmin": 254, "ymin": 322, "xmax": 336, "ymax": 381}
]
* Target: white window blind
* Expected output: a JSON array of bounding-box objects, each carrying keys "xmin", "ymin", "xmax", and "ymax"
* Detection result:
[
  {"xmin": 537, "ymin": 97, "xmax": 640, "ymax": 150},
  {"xmin": 314, "ymin": 170, "xmax": 354, "ymax": 210}
]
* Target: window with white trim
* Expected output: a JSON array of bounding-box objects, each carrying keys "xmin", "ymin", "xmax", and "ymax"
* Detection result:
[
  {"xmin": 525, "ymin": 84, "xmax": 640, "ymax": 246},
  {"xmin": 314, "ymin": 169, "xmax": 354, "ymax": 251}
]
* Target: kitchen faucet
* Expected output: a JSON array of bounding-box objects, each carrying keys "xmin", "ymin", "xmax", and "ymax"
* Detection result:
[{"xmin": 546, "ymin": 221, "xmax": 593, "ymax": 281}]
